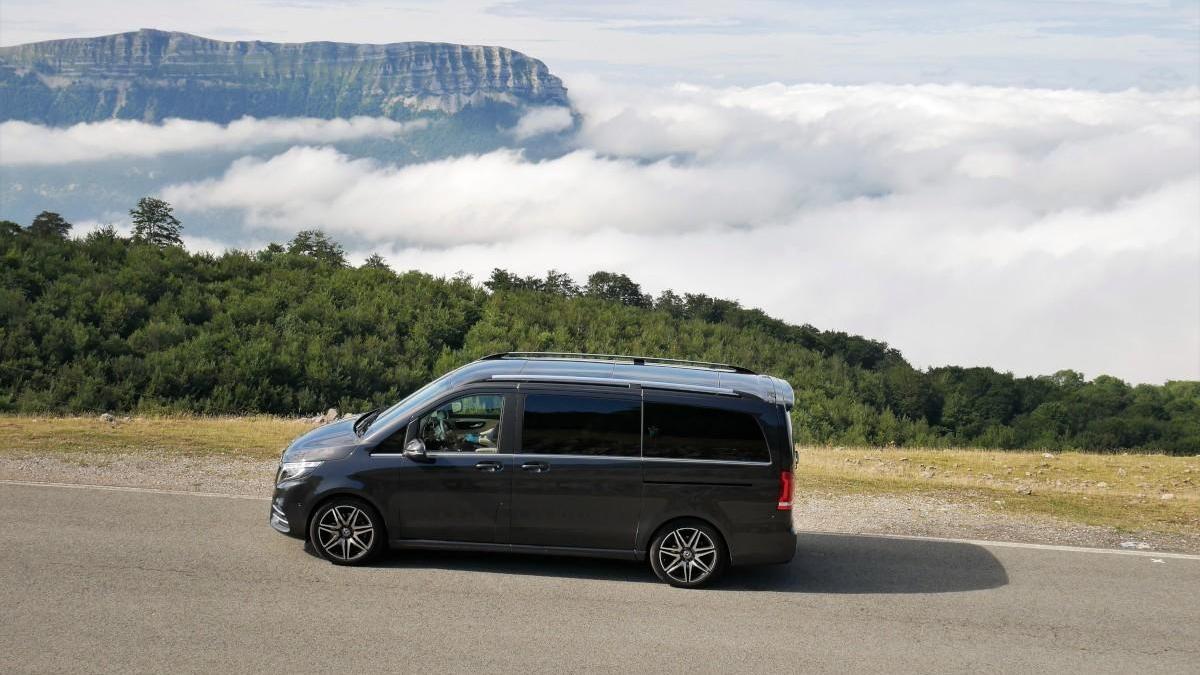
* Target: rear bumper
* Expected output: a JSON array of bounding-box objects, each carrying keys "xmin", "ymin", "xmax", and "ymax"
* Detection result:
[{"xmin": 730, "ymin": 521, "xmax": 797, "ymax": 566}]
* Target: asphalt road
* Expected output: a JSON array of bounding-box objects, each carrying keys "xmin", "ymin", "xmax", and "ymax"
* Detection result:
[{"xmin": 2, "ymin": 482, "xmax": 1198, "ymax": 674}]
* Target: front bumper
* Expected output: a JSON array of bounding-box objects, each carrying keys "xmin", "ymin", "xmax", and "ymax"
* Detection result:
[
  {"xmin": 269, "ymin": 502, "xmax": 291, "ymax": 534},
  {"xmin": 268, "ymin": 480, "xmax": 313, "ymax": 539}
]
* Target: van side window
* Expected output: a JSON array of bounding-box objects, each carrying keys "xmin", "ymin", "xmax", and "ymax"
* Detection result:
[
  {"xmin": 644, "ymin": 402, "xmax": 769, "ymax": 463},
  {"xmin": 415, "ymin": 394, "xmax": 504, "ymax": 453},
  {"xmin": 521, "ymin": 394, "xmax": 640, "ymax": 456}
]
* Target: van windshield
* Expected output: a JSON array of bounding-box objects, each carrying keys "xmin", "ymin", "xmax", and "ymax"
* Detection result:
[{"xmin": 361, "ymin": 374, "xmax": 456, "ymax": 435}]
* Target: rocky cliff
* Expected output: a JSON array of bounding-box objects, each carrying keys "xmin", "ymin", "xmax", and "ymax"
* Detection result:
[{"xmin": 0, "ymin": 29, "xmax": 569, "ymax": 125}]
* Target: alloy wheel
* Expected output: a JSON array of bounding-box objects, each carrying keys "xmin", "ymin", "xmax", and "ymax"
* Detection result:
[
  {"xmin": 656, "ymin": 526, "xmax": 718, "ymax": 585},
  {"xmin": 315, "ymin": 504, "xmax": 375, "ymax": 563}
]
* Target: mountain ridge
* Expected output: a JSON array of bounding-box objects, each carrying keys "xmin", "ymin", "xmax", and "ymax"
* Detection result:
[{"xmin": 0, "ymin": 28, "xmax": 570, "ymax": 125}]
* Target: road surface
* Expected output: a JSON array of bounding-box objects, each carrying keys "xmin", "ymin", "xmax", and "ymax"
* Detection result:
[{"xmin": 1, "ymin": 482, "xmax": 1197, "ymax": 673}]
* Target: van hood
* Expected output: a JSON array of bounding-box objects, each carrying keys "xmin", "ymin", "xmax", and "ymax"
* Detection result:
[{"xmin": 281, "ymin": 418, "xmax": 360, "ymax": 462}]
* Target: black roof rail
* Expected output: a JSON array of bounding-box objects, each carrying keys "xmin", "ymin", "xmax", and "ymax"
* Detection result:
[{"xmin": 480, "ymin": 351, "xmax": 757, "ymax": 375}]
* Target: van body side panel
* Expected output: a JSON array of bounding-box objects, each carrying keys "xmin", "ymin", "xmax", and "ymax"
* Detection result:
[
  {"xmin": 509, "ymin": 388, "xmax": 645, "ymax": 550},
  {"xmin": 637, "ymin": 392, "xmax": 796, "ymax": 566}
]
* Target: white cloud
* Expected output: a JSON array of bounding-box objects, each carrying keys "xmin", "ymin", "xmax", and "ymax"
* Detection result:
[
  {"xmin": 0, "ymin": 116, "xmax": 426, "ymax": 165},
  {"xmin": 163, "ymin": 146, "xmax": 796, "ymax": 243},
  {"xmin": 128, "ymin": 82, "xmax": 1200, "ymax": 382},
  {"xmin": 510, "ymin": 106, "xmax": 574, "ymax": 139},
  {"xmin": 162, "ymin": 81, "xmax": 1200, "ymax": 381}
]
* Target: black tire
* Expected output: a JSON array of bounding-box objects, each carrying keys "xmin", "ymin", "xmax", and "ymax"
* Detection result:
[
  {"xmin": 308, "ymin": 497, "xmax": 385, "ymax": 566},
  {"xmin": 649, "ymin": 519, "xmax": 728, "ymax": 588}
]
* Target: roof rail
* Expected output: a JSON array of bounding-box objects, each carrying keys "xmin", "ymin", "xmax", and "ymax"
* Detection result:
[
  {"xmin": 481, "ymin": 352, "xmax": 757, "ymax": 375},
  {"xmin": 487, "ymin": 373, "xmax": 741, "ymax": 397}
]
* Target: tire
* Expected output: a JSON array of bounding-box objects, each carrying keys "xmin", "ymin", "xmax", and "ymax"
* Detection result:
[
  {"xmin": 308, "ymin": 498, "xmax": 385, "ymax": 566},
  {"xmin": 649, "ymin": 519, "xmax": 728, "ymax": 588}
]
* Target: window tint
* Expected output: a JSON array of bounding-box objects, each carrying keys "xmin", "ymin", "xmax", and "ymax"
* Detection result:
[
  {"xmin": 521, "ymin": 394, "xmax": 640, "ymax": 456},
  {"xmin": 415, "ymin": 394, "xmax": 504, "ymax": 453},
  {"xmin": 644, "ymin": 402, "xmax": 769, "ymax": 463}
]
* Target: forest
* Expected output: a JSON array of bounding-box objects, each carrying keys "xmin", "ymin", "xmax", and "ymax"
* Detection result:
[{"xmin": 2, "ymin": 209, "xmax": 1197, "ymax": 453}]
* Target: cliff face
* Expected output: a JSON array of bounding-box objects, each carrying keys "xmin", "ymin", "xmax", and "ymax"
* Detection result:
[{"xmin": 0, "ymin": 29, "xmax": 570, "ymax": 124}]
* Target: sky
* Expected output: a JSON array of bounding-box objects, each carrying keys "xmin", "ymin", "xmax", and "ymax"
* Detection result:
[{"xmin": 1, "ymin": 1, "xmax": 1199, "ymax": 384}]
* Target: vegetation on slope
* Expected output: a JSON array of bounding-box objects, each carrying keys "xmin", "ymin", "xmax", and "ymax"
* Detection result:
[{"xmin": 2, "ymin": 211, "xmax": 1197, "ymax": 453}]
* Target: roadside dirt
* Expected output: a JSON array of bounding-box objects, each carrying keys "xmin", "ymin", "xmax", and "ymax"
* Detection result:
[
  {"xmin": 793, "ymin": 492, "xmax": 1200, "ymax": 554},
  {"xmin": 3, "ymin": 450, "xmax": 1197, "ymax": 554}
]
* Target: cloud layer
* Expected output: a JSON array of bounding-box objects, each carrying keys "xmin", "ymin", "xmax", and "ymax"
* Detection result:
[
  {"xmin": 173, "ymin": 81, "xmax": 1200, "ymax": 383},
  {"xmin": 0, "ymin": 116, "xmax": 425, "ymax": 165},
  {"xmin": 4, "ymin": 80, "xmax": 1197, "ymax": 383}
]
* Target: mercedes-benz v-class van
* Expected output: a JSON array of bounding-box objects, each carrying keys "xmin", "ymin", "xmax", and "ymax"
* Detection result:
[{"xmin": 269, "ymin": 352, "xmax": 797, "ymax": 588}]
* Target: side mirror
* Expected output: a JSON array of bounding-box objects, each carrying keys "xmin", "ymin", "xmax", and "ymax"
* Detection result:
[{"xmin": 403, "ymin": 438, "xmax": 428, "ymax": 461}]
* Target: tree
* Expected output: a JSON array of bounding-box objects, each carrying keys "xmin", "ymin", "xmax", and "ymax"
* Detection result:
[
  {"xmin": 362, "ymin": 253, "xmax": 390, "ymax": 271},
  {"xmin": 129, "ymin": 198, "xmax": 182, "ymax": 247},
  {"xmin": 542, "ymin": 270, "xmax": 580, "ymax": 297},
  {"xmin": 287, "ymin": 229, "xmax": 346, "ymax": 266},
  {"xmin": 584, "ymin": 271, "xmax": 651, "ymax": 308},
  {"xmin": 29, "ymin": 211, "xmax": 72, "ymax": 238}
]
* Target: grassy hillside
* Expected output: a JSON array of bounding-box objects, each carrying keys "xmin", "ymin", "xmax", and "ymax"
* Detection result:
[{"xmin": 2, "ymin": 221, "xmax": 1198, "ymax": 452}]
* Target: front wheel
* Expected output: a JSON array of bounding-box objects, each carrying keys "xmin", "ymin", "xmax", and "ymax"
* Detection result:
[
  {"xmin": 309, "ymin": 498, "xmax": 384, "ymax": 565},
  {"xmin": 649, "ymin": 520, "xmax": 727, "ymax": 588}
]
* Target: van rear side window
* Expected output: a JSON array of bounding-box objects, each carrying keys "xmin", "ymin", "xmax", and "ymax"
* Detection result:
[
  {"xmin": 644, "ymin": 402, "xmax": 769, "ymax": 463},
  {"xmin": 522, "ymin": 394, "xmax": 640, "ymax": 456}
]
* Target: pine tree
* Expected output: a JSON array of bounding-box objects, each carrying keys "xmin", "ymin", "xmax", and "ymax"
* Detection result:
[
  {"xmin": 29, "ymin": 211, "xmax": 72, "ymax": 238},
  {"xmin": 129, "ymin": 197, "xmax": 183, "ymax": 247}
]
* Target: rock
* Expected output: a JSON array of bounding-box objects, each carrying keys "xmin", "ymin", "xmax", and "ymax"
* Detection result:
[
  {"xmin": 99, "ymin": 413, "xmax": 115, "ymax": 423},
  {"xmin": 1160, "ymin": 493, "xmax": 1175, "ymax": 501},
  {"xmin": 1096, "ymin": 482, "xmax": 1108, "ymax": 488},
  {"xmin": 1042, "ymin": 453, "xmax": 1054, "ymax": 459},
  {"xmin": 1015, "ymin": 485, "xmax": 1033, "ymax": 496},
  {"xmin": 0, "ymin": 30, "xmax": 569, "ymax": 125},
  {"xmin": 322, "ymin": 408, "xmax": 339, "ymax": 424},
  {"xmin": 1120, "ymin": 541, "xmax": 1152, "ymax": 550}
]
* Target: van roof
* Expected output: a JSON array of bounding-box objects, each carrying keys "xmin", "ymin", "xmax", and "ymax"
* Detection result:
[{"xmin": 447, "ymin": 352, "xmax": 795, "ymax": 409}]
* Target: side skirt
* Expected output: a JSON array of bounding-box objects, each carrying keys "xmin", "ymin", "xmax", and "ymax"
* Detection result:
[{"xmin": 389, "ymin": 538, "xmax": 644, "ymax": 561}]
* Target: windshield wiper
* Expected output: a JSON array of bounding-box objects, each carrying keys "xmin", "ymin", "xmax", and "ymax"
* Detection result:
[{"xmin": 354, "ymin": 407, "xmax": 383, "ymax": 436}]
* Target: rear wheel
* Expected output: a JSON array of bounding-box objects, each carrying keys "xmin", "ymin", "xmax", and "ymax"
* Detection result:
[
  {"xmin": 308, "ymin": 498, "xmax": 384, "ymax": 565},
  {"xmin": 649, "ymin": 520, "xmax": 727, "ymax": 588}
]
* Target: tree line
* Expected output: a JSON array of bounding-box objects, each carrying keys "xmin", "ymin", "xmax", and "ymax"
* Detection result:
[{"xmin": 2, "ymin": 206, "xmax": 1197, "ymax": 453}]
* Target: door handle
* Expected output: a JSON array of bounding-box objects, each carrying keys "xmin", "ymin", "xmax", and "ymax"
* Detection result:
[
  {"xmin": 475, "ymin": 461, "xmax": 503, "ymax": 472},
  {"xmin": 520, "ymin": 461, "xmax": 549, "ymax": 473}
]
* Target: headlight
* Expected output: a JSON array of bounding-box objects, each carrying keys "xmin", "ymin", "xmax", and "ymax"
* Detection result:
[{"xmin": 277, "ymin": 460, "xmax": 323, "ymax": 483}]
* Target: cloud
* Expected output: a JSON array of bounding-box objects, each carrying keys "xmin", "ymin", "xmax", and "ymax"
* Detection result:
[
  {"xmin": 163, "ymin": 146, "xmax": 796, "ymax": 244},
  {"xmin": 510, "ymin": 106, "xmax": 575, "ymax": 139},
  {"xmin": 0, "ymin": 116, "xmax": 426, "ymax": 166},
  {"xmin": 139, "ymin": 82, "xmax": 1200, "ymax": 382}
]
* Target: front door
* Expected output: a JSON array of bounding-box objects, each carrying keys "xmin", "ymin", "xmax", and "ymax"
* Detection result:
[
  {"xmin": 390, "ymin": 392, "xmax": 511, "ymax": 543},
  {"xmin": 510, "ymin": 391, "xmax": 643, "ymax": 551}
]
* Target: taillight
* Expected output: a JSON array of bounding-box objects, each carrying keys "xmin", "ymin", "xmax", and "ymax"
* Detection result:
[{"xmin": 777, "ymin": 471, "xmax": 793, "ymax": 510}]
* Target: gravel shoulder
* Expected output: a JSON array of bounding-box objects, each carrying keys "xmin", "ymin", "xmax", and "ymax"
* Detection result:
[
  {"xmin": 794, "ymin": 492, "xmax": 1200, "ymax": 554},
  {"xmin": 3, "ymin": 450, "xmax": 1196, "ymax": 554}
]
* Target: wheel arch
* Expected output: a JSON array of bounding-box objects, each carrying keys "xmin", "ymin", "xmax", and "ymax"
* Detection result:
[
  {"xmin": 644, "ymin": 515, "xmax": 733, "ymax": 567},
  {"xmin": 304, "ymin": 489, "xmax": 389, "ymax": 542}
]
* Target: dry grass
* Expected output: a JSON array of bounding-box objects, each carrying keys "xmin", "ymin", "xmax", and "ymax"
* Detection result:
[
  {"xmin": 796, "ymin": 446, "xmax": 1200, "ymax": 535},
  {"xmin": 1, "ymin": 415, "xmax": 1196, "ymax": 535},
  {"xmin": 0, "ymin": 414, "xmax": 309, "ymax": 461}
]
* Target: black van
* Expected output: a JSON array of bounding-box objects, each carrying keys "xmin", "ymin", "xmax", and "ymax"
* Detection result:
[{"xmin": 269, "ymin": 352, "xmax": 797, "ymax": 587}]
